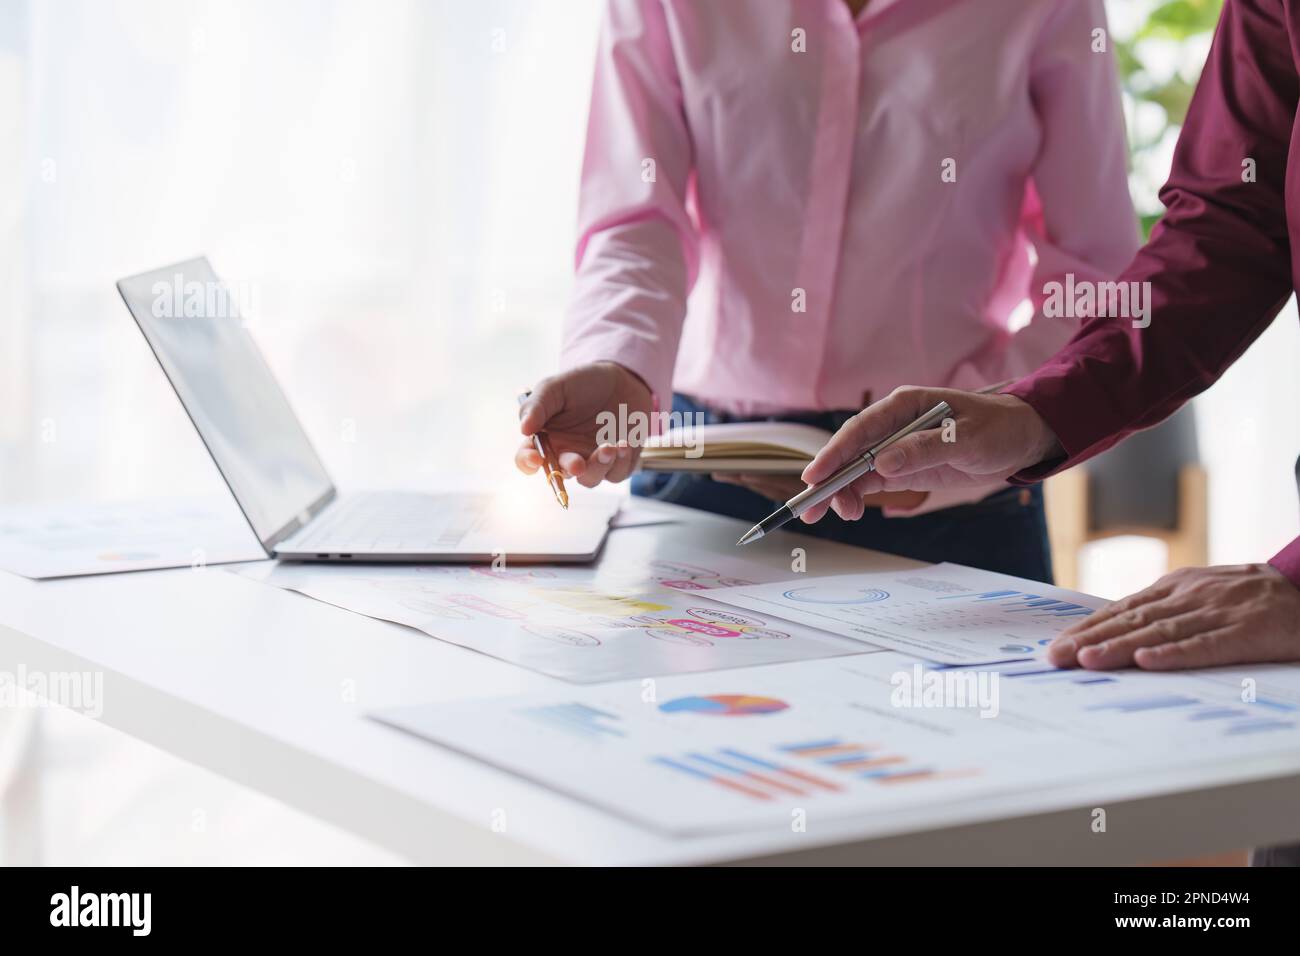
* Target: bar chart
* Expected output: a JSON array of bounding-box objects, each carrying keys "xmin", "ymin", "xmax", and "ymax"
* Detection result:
[
  {"xmin": 651, "ymin": 748, "xmax": 844, "ymax": 802},
  {"xmin": 938, "ymin": 589, "xmax": 1094, "ymax": 620},
  {"xmin": 779, "ymin": 738, "xmax": 980, "ymax": 786},
  {"xmin": 519, "ymin": 702, "xmax": 626, "ymax": 739}
]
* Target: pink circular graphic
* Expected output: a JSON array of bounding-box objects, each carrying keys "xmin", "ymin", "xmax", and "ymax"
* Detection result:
[
  {"xmin": 687, "ymin": 607, "xmax": 763, "ymax": 627},
  {"xmin": 666, "ymin": 618, "xmax": 743, "ymax": 638}
]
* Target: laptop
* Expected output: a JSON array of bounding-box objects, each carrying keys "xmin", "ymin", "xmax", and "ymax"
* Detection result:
[{"xmin": 117, "ymin": 258, "xmax": 615, "ymax": 563}]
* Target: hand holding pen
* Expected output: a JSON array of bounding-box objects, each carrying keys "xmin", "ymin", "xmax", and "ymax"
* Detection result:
[
  {"xmin": 740, "ymin": 382, "xmax": 1061, "ymax": 543},
  {"xmin": 515, "ymin": 363, "xmax": 654, "ymax": 495}
]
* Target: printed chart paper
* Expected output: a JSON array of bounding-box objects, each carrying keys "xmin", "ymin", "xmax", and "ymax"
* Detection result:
[
  {"xmin": 237, "ymin": 553, "xmax": 873, "ymax": 682},
  {"xmin": 705, "ymin": 563, "xmax": 1107, "ymax": 664},
  {"xmin": 0, "ymin": 497, "xmax": 264, "ymax": 579},
  {"xmin": 374, "ymin": 653, "xmax": 1300, "ymax": 835}
]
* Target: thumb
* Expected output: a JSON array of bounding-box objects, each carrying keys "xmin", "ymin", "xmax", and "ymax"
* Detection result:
[
  {"xmin": 519, "ymin": 377, "xmax": 566, "ymax": 436},
  {"xmin": 873, "ymin": 428, "xmax": 954, "ymax": 478}
]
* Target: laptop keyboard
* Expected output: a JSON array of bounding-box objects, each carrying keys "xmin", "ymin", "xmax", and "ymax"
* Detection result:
[{"xmin": 291, "ymin": 492, "xmax": 492, "ymax": 552}]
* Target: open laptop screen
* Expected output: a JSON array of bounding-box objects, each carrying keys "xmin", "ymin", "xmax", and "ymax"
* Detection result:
[{"xmin": 117, "ymin": 258, "xmax": 335, "ymax": 548}]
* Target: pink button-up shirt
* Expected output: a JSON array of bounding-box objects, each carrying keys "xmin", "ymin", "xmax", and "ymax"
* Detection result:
[{"xmin": 561, "ymin": 0, "xmax": 1139, "ymax": 422}]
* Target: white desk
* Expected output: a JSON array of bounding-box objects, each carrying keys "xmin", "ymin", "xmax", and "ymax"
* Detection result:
[{"xmin": 2, "ymin": 498, "xmax": 1298, "ymax": 865}]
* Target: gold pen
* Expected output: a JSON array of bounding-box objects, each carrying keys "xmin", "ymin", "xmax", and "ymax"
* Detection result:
[{"xmin": 518, "ymin": 391, "xmax": 569, "ymax": 510}]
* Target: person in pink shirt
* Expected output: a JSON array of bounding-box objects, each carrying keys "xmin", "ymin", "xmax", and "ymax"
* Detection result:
[{"xmin": 517, "ymin": 0, "xmax": 1139, "ymax": 581}]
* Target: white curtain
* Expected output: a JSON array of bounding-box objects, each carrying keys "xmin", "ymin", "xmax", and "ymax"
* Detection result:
[{"xmin": 1, "ymin": 0, "xmax": 599, "ymax": 503}]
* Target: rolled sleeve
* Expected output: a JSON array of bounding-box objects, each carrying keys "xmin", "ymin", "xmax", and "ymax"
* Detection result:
[
  {"xmin": 560, "ymin": 0, "xmax": 698, "ymax": 405},
  {"xmin": 1269, "ymin": 536, "xmax": 1300, "ymax": 590}
]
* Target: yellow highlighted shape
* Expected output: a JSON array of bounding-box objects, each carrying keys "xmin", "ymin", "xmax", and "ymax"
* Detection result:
[{"xmin": 533, "ymin": 587, "xmax": 669, "ymax": 617}]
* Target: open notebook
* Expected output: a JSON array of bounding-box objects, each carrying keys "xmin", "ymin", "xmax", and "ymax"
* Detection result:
[{"xmin": 639, "ymin": 421, "xmax": 832, "ymax": 474}]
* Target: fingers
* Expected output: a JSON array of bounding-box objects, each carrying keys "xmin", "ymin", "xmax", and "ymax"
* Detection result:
[
  {"xmin": 1133, "ymin": 628, "xmax": 1241, "ymax": 671},
  {"xmin": 797, "ymin": 473, "xmax": 881, "ymax": 525},
  {"xmin": 799, "ymin": 500, "xmax": 834, "ymax": 524},
  {"xmin": 872, "ymin": 428, "xmax": 954, "ymax": 479},
  {"xmin": 574, "ymin": 444, "xmax": 618, "ymax": 487},
  {"xmin": 1071, "ymin": 611, "xmax": 1216, "ymax": 670},
  {"xmin": 831, "ymin": 470, "xmax": 892, "ymax": 521},
  {"xmin": 515, "ymin": 441, "xmax": 542, "ymax": 475},
  {"xmin": 830, "ymin": 488, "xmax": 864, "ymax": 522},
  {"xmin": 803, "ymin": 388, "xmax": 946, "ymax": 486},
  {"xmin": 1047, "ymin": 593, "xmax": 1185, "ymax": 666},
  {"xmin": 604, "ymin": 444, "xmax": 638, "ymax": 484},
  {"xmin": 1055, "ymin": 579, "xmax": 1174, "ymax": 637},
  {"xmin": 848, "ymin": 471, "xmax": 886, "ymax": 498},
  {"xmin": 557, "ymin": 450, "xmax": 587, "ymax": 478},
  {"xmin": 570, "ymin": 443, "xmax": 638, "ymax": 487},
  {"xmin": 519, "ymin": 376, "xmax": 566, "ymax": 437}
]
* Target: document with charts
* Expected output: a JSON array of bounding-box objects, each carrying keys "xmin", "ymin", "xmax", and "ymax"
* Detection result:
[
  {"xmin": 236, "ymin": 549, "xmax": 872, "ymax": 683},
  {"xmin": 0, "ymin": 496, "xmax": 263, "ymax": 579},
  {"xmin": 374, "ymin": 652, "xmax": 1300, "ymax": 835},
  {"xmin": 705, "ymin": 563, "xmax": 1107, "ymax": 664}
]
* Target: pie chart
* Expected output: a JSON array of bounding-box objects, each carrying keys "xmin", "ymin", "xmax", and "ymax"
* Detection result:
[{"xmin": 659, "ymin": 694, "xmax": 789, "ymax": 716}]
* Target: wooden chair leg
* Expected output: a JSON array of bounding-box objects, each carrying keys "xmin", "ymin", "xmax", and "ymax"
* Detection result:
[
  {"xmin": 1043, "ymin": 469, "xmax": 1088, "ymax": 589},
  {"xmin": 1167, "ymin": 464, "xmax": 1208, "ymax": 571}
]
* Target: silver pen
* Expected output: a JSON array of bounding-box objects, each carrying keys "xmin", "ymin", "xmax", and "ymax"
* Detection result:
[{"xmin": 736, "ymin": 383, "xmax": 1009, "ymax": 546}]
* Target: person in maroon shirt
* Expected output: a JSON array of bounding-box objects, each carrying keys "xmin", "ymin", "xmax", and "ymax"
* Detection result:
[{"xmin": 803, "ymin": 0, "xmax": 1300, "ymax": 673}]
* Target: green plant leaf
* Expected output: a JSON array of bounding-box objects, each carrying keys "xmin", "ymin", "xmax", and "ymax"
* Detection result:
[{"xmin": 1138, "ymin": 0, "xmax": 1223, "ymax": 41}]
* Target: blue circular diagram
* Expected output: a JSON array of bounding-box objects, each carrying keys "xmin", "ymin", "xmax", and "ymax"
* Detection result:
[{"xmin": 781, "ymin": 586, "xmax": 890, "ymax": 605}]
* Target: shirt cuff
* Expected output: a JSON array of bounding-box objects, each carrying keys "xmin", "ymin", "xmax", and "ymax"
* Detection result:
[
  {"xmin": 1002, "ymin": 367, "xmax": 1103, "ymax": 484},
  {"xmin": 1268, "ymin": 537, "xmax": 1300, "ymax": 591}
]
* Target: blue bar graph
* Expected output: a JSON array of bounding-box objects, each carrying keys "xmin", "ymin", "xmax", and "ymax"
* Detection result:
[
  {"xmin": 1086, "ymin": 695, "xmax": 1201, "ymax": 714},
  {"xmin": 1226, "ymin": 719, "xmax": 1297, "ymax": 736},
  {"xmin": 520, "ymin": 702, "xmax": 625, "ymax": 738},
  {"xmin": 1257, "ymin": 697, "xmax": 1299, "ymax": 712},
  {"xmin": 938, "ymin": 589, "xmax": 1094, "ymax": 618},
  {"xmin": 1189, "ymin": 708, "xmax": 1246, "ymax": 721}
]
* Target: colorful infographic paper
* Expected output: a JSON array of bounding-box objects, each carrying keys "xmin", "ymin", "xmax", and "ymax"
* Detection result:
[
  {"xmin": 237, "ymin": 552, "xmax": 873, "ymax": 682},
  {"xmin": 705, "ymin": 563, "xmax": 1108, "ymax": 664},
  {"xmin": 374, "ymin": 652, "xmax": 1300, "ymax": 835}
]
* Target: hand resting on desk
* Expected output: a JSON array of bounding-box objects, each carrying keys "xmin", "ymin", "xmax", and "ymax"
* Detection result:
[
  {"xmin": 1047, "ymin": 564, "xmax": 1300, "ymax": 670},
  {"xmin": 800, "ymin": 386, "xmax": 1300, "ymax": 670}
]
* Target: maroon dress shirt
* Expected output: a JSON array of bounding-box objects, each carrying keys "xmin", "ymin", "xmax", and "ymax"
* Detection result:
[{"xmin": 1007, "ymin": 0, "xmax": 1300, "ymax": 587}]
